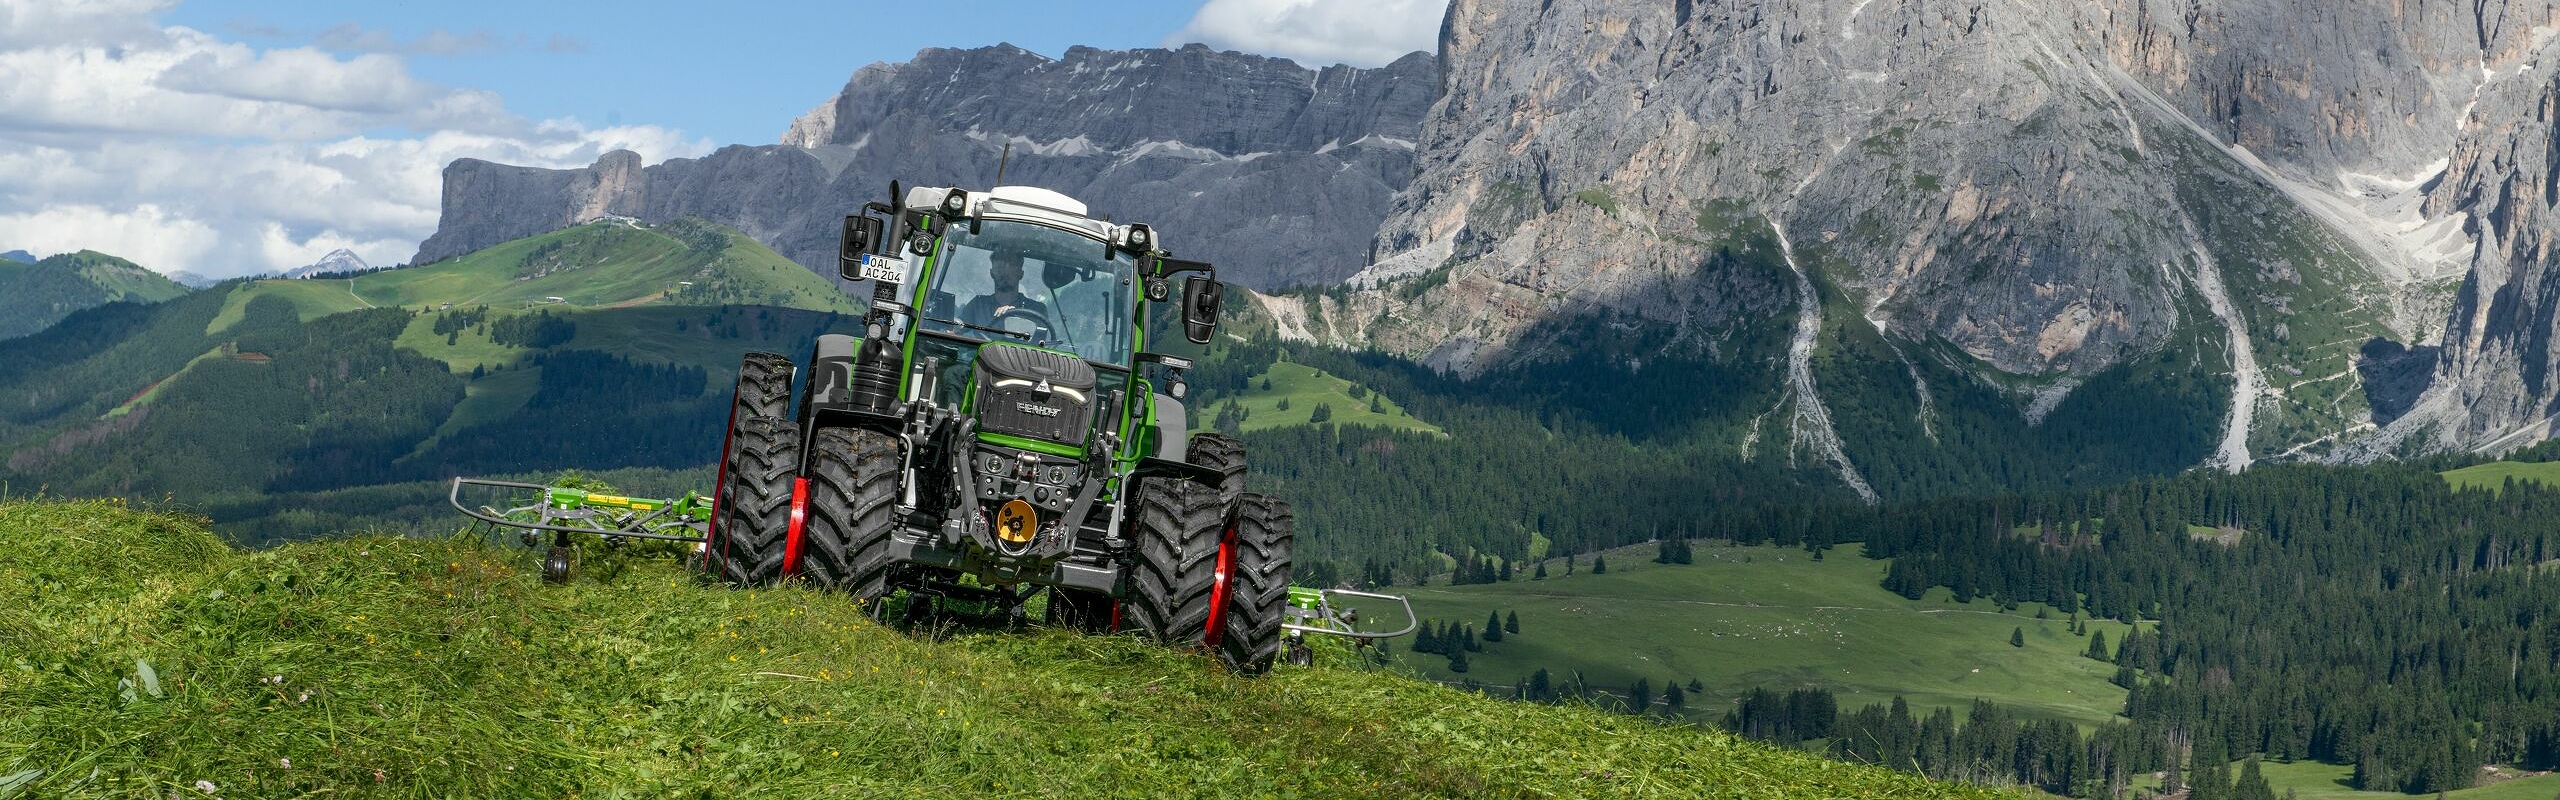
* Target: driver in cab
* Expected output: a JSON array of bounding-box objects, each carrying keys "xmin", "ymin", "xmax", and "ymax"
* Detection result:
[{"xmin": 962, "ymin": 250, "xmax": 1048, "ymax": 331}]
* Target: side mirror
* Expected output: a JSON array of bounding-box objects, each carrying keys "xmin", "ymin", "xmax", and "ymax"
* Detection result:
[
  {"xmin": 1181, "ymin": 276, "xmax": 1221, "ymax": 344},
  {"xmin": 837, "ymin": 214, "xmax": 885, "ymax": 279}
]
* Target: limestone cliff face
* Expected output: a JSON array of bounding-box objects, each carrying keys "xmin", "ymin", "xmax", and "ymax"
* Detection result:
[
  {"xmin": 1314, "ymin": 0, "xmax": 2560, "ymax": 463},
  {"xmin": 415, "ymin": 44, "xmax": 1436, "ymax": 290}
]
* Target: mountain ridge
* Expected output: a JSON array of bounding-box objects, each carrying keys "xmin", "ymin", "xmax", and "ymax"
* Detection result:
[
  {"xmin": 0, "ymin": 249, "xmax": 190, "ymax": 341},
  {"xmin": 414, "ymin": 43, "xmax": 1437, "ymax": 291}
]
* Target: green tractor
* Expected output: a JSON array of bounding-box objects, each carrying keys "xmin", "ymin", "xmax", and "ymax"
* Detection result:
[{"xmin": 705, "ymin": 182, "xmax": 1294, "ymax": 674}]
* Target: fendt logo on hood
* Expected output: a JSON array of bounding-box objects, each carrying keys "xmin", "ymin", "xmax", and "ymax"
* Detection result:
[{"xmin": 1016, "ymin": 402, "xmax": 1061, "ymax": 418}]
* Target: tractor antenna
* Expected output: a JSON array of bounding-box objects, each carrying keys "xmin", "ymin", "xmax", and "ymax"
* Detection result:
[{"xmin": 994, "ymin": 142, "xmax": 1013, "ymax": 186}]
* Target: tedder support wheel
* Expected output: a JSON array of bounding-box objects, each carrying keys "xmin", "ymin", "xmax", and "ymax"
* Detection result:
[
  {"xmin": 1208, "ymin": 493, "xmax": 1295, "ymax": 675},
  {"xmin": 798, "ymin": 427, "xmax": 901, "ymax": 601},
  {"xmin": 711, "ymin": 414, "xmax": 801, "ymax": 587},
  {"xmin": 705, "ymin": 353, "xmax": 794, "ymax": 578},
  {"xmin": 1126, "ymin": 476, "xmax": 1226, "ymax": 647}
]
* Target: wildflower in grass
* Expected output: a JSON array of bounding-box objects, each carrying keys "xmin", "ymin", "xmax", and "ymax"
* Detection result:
[
  {"xmin": 195, "ymin": 779, "xmax": 217, "ymax": 794},
  {"xmin": 279, "ymin": 758, "xmax": 291, "ymax": 769}
]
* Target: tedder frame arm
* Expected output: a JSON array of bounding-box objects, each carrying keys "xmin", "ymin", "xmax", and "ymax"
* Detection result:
[{"xmin": 448, "ymin": 477, "xmax": 712, "ymax": 544}]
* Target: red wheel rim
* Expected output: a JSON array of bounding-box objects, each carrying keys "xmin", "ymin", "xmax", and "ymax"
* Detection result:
[
  {"xmin": 1202, "ymin": 521, "xmax": 1238, "ymax": 647},
  {"xmin": 780, "ymin": 477, "xmax": 810, "ymax": 577}
]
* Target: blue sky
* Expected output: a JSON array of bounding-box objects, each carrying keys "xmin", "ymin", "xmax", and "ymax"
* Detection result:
[
  {"xmin": 0, "ymin": 0, "xmax": 1445, "ymax": 276},
  {"xmin": 164, "ymin": 0, "xmax": 1219, "ymax": 148}
]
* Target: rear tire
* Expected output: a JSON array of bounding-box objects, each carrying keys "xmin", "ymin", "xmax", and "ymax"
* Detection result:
[
  {"xmin": 799, "ymin": 427, "xmax": 901, "ymax": 601},
  {"xmin": 706, "ymin": 353, "xmax": 793, "ymax": 580},
  {"xmin": 1186, "ymin": 431, "xmax": 1246, "ymax": 515},
  {"xmin": 1212, "ymin": 493, "xmax": 1294, "ymax": 675},
  {"xmin": 733, "ymin": 352, "xmax": 794, "ymax": 420},
  {"xmin": 1125, "ymin": 476, "xmax": 1225, "ymax": 645},
  {"xmin": 712, "ymin": 415, "xmax": 799, "ymax": 587}
]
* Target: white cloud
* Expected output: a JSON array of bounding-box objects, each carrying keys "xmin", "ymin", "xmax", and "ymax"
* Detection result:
[
  {"xmin": 0, "ymin": 2, "xmax": 712, "ymax": 277},
  {"xmin": 1166, "ymin": 0, "xmax": 1445, "ymax": 68},
  {"xmin": 0, "ymin": 203, "xmax": 220, "ymax": 271}
]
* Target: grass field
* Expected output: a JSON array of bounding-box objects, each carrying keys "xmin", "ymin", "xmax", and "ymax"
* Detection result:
[
  {"xmin": 0, "ymin": 500, "xmax": 2017, "ymax": 799},
  {"xmin": 2442, "ymin": 460, "xmax": 2560, "ymax": 493},
  {"xmin": 2133, "ymin": 758, "xmax": 2560, "ymax": 800},
  {"xmin": 1230, "ymin": 360, "xmax": 1440, "ymax": 434},
  {"xmin": 1391, "ymin": 541, "xmax": 2142, "ymax": 731}
]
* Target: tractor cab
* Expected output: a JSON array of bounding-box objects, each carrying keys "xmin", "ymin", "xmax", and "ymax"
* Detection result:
[{"xmin": 901, "ymin": 192, "xmax": 1141, "ymax": 412}]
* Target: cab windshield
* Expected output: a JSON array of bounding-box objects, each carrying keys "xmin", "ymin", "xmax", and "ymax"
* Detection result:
[{"xmin": 918, "ymin": 219, "xmax": 1136, "ymax": 367}]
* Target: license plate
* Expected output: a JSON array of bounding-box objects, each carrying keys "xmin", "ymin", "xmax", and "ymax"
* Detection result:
[{"xmin": 857, "ymin": 253, "xmax": 907, "ymax": 284}]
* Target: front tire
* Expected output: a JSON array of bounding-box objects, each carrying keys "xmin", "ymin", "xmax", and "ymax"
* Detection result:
[
  {"xmin": 1126, "ymin": 476, "xmax": 1225, "ymax": 646},
  {"xmin": 1211, "ymin": 493, "xmax": 1294, "ymax": 675},
  {"xmin": 799, "ymin": 427, "xmax": 901, "ymax": 601}
]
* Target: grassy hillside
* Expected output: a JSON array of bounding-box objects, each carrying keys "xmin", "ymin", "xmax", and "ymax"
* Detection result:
[
  {"xmin": 2212, "ymin": 758, "xmax": 2560, "ymax": 800},
  {"xmin": 0, "ymin": 500, "xmax": 2013, "ymax": 799},
  {"xmin": 207, "ymin": 218, "xmax": 859, "ymax": 333},
  {"xmin": 1393, "ymin": 541, "xmax": 2141, "ymax": 730},
  {"xmin": 2440, "ymin": 459, "xmax": 2560, "ymax": 492},
  {"xmin": 1224, "ymin": 361, "xmax": 1440, "ymax": 435},
  {"xmin": 0, "ymin": 250, "xmax": 189, "ymax": 340}
]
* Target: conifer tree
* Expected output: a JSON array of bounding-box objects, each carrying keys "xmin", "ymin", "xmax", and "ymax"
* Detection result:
[
  {"xmin": 1484, "ymin": 611, "xmax": 1504, "ymax": 642},
  {"xmin": 2011, "ymin": 627, "xmax": 2026, "ymax": 647},
  {"xmin": 1533, "ymin": 561, "xmax": 1548, "ymax": 580},
  {"xmin": 1593, "ymin": 554, "xmax": 1608, "ymax": 574},
  {"xmin": 2086, "ymin": 629, "xmax": 2110, "ymax": 661},
  {"xmin": 1664, "ymin": 681, "xmax": 1686, "ymax": 711},
  {"xmin": 1447, "ymin": 647, "xmax": 1469, "ymax": 673},
  {"xmin": 1629, "ymin": 678, "xmax": 1652, "ymax": 714},
  {"xmin": 2236, "ymin": 756, "xmax": 2276, "ymax": 800},
  {"xmin": 1505, "ymin": 610, "xmax": 1520, "ymax": 634}
]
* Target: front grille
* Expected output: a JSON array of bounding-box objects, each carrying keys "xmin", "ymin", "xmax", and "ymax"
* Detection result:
[{"xmin": 974, "ymin": 344, "xmax": 1096, "ymax": 446}]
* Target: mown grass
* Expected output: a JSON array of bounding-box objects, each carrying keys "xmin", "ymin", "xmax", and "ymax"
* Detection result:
[
  {"xmin": 1395, "ymin": 541, "xmax": 2141, "ymax": 731},
  {"xmin": 2441, "ymin": 460, "xmax": 2560, "ymax": 493},
  {"xmin": 0, "ymin": 500, "xmax": 2017, "ymax": 798}
]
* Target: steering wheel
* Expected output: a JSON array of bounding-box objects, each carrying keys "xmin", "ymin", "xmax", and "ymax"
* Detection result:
[{"xmin": 994, "ymin": 304, "xmax": 1051, "ymax": 339}]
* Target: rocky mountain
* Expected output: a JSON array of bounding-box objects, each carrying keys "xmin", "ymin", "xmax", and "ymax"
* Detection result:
[
  {"xmin": 165, "ymin": 270, "xmax": 224, "ymax": 289},
  {"xmin": 1, "ymin": 250, "xmax": 34, "ymax": 264},
  {"xmin": 1248, "ymin": 0, "xmax": 2560, "ymax": 483},
  {"xmin": 0, "ymin": 250, "xmax": 189, "ymax": 340},
  {"xmin": 283, "ymin": 248, "xmax": 371, "ymax": 279},
  {"xmin": 414, "ymin": 43, "xmax": 1437, "ymax": 290}
]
